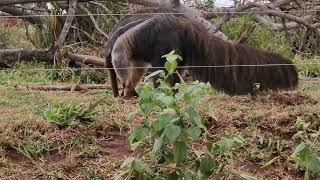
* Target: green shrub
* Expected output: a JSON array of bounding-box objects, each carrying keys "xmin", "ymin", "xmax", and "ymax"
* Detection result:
[{"xmin": 115, "ymin": 51, "xmax": 244, "ymax": 179}]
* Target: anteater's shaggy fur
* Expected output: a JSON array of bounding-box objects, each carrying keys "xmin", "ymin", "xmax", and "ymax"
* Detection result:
[{"xmin": 105, "ymin": 8, "xmax": 298, "ymax": 98}]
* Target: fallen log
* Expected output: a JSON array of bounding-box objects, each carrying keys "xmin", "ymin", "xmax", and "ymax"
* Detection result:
[
  {"xmin": 0, "ymin": 48, "xmax": 50, "ymax": 67},
  {"xmin": 15, "ymin": 84, "xmax": 112, "ymax": 91},
  {"xmin": 63, "ymin": 52, "xmax": 105, "ymax": 67},
  {"xmin": 0, "ymin": 48, "xmax": 105, "ymax": 67}
]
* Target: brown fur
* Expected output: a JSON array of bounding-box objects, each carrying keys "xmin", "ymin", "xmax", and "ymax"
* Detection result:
[{"xmin": 105, "ymin": 9, "xmax": 298, "ymax": 98}]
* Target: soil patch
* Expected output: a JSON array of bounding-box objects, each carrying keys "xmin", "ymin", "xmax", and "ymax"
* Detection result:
[
  {"xmin": 240, "ymin": 163, "xmax": 303, "ymax": 180},
  {"xmin": 5, "ymin": 148, "xmax": 33, "ymax": 167},
  {"xmin": 267, "ymin": 91, "xmax": 318, "ymax": 106},
  {"xmin": 97, "ymin": 128, "xmax": 132, "ymax": 158}
]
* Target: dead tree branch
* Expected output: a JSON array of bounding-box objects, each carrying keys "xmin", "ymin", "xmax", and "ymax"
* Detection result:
[
  {"xmin": 89, "ymin": 1, "xmax": 120, "ymax": 22},
  {"xmin": 70, "ymin": 26, "xmax": 104, "ymax": 46},
  {"xmin": 212, "ymin": 0, "xmax": 293, "ymax": 33},
  {"xmin": 124, "ymin": 0, "xmax": 231, "ymax": 41},
  {"xmin": 209, "ymin": 0, "xmax": 320, "ymax": 39},
  {"xmin": 0, "ymin": 6, "xmax": 45, "ymax": 25},
  {"xmin": 253, "ymin": 15, "xmax": 313, "ymax": 30},
  {"xmin": 0, "ymin": 0, "xmax": 54, "ymax": 6},
  {"xmin": 78, "ymin": 3, "xmax": 109, "ymax": 39},
  {"xmin": 213, "ymin": 3, "xmax": 257, "ymax": 33},
  {"xmin": 63, "ymin": 52, "xmax": 105, "ymax": 67},
  {"xmin": 254, "ymin": 3, "xmax": 320, "ymax": 37},
  {"xmin": 0, "ymin": 0, "xmax": 231, "ymax": 41},
  {"xmin": 0, "ymin": 11, "xmax": 10, "ymax": 16},
  {"xmin": 0, "ymin": 0, "xmax": 108, "ymax": 7},
  {"xmin": 52, "ymin": 0, "xmax": 78, "ymax": 53}
]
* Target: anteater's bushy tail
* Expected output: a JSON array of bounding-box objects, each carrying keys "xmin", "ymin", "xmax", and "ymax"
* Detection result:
[{"xmin": 188, "ymin": 35, "xmax": 299, "ymax": 95}]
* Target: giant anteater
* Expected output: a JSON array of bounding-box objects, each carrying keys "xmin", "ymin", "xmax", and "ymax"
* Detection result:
[{"xmin": 104, "ymin": 8, "xmax": 298, "ymax": 99}]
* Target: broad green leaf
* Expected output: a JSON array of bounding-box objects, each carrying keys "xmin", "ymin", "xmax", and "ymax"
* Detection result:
[
  {"xmin": 153, "ymin": 138, "xmax": 163, "ymax": 156},
  {"xmin": 128, "ymin": 126, "xmax": 149, "ymax": 145},
  {"xmin": 199, "ymin": 157, "xmax": 215, "ymax": 175},
  {"xmin": 217, "ymin": 137, "xmax": 234, "ymax": 152},
  {"xmin": 187, "ymin": 127, "xmax": 201, "ymax": 141},
  {"xmin": 132, "ymin": 159, "xmax": 155, "ymax": 176},
  {"xmin": 156, "ymin": 94, "xmax": 176, "ymax": 108},
  {"xmin": 139, "ymin": 102, "xmax": 153, "ymax": 114},
  {"xmin": 165, "ymin": 124, "xmax": 181, "ymax": 142},
  {"xmin": 173, "ymin": 141, "xmax": 187, "ymax": 166},
  {"xmin": 182, "ymin": 82, "xmax": 211, "ymax": 106},
  {"xmin": 136, "ymin": 84, "xmax": 155, "ymax": 114},
  {"xmin": 165, "ymin": 60, "xmax": 177, "ymax": 74},
  {"xmin": 291, "ymin": 142, "xmax": 306, "ymax": 156},
  {"xmin": 291, "ymin": 142, "xmax": 310, "ymax": 161},
  {"xmin": 136, "ymin": 84, "xmax": 153, "ymax": 98},
  {"xmin": 166, "ymin": 56, "xmax": 178, "ymax": 62},
  {"xmin": 161, "ymin": 50, "xmax": 175, "ymax": 58},
  {"xmin": 177, "ymin": 54, "xmax": 182, "ymax": 61},
  {"xmin": 120, "ymin": 157, "xmax": 134, "ymax": 169},
  {"xmin": 161, "ymin": 50, "xmax": 182, "ymax": 61},
  {"xmin": 306, "ymin": 155, "xmax": 320, "ymax": 173},
  {"xmin": 185, "ymin": 107, "xmax": 204, "ymax": 129},
  {"xmin": 154, "ymin": 113, "xmax": 180, "ymax": 132}
]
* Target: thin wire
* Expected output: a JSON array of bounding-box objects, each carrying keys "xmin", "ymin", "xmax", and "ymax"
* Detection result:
[
  {"xmin": 0, "ymin": 9, "xmax": 319, "ymax": 18},
  {"xmin": 1, "ymin": 63, "xmax": 320, "ymax": 72}
]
